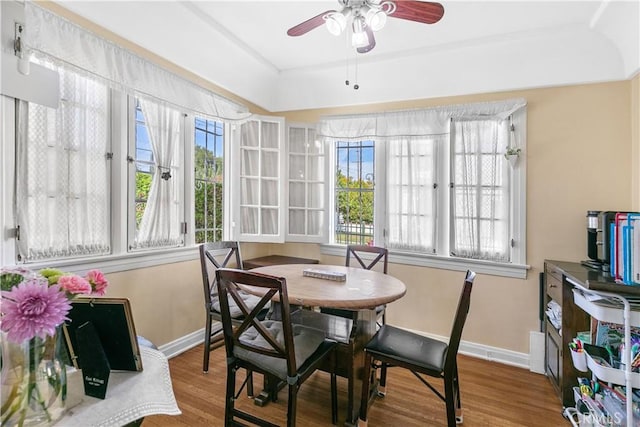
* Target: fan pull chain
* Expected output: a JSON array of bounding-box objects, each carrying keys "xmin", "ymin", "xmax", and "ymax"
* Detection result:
[
  {"xmin": 354, "ymin": 54, "xmax": 359, "ymax": 90},
  {"xmin": 345, "ymin": 31, "xmax": 350, "ymax": 87}
]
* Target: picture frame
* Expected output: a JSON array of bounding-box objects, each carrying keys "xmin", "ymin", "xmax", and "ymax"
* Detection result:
[{"xmin": 62, "ymin": 297, "xmax": 143, "ymax": 372}]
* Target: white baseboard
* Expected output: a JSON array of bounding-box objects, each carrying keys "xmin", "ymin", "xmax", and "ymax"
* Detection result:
[
  {"xmin": 160, "ymin": 326, "xmax": 541, "ymax": 375},
  {"xmin": 158, "ymin": 328, "xmax": 205, "ymax": 359}
]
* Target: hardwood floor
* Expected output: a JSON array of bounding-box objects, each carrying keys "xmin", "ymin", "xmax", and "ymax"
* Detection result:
[{"xmin": 143, "ymin": 345, "xmax": 568, "ymax": 427}]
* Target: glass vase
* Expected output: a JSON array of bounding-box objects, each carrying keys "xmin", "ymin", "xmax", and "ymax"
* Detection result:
[{"xmin": 1, "ymin": 326, "xmax": 67, "ymax": 426}]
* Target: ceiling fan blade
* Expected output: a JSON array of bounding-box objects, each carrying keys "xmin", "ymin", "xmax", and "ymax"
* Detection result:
[
  {"xmin": 357, "ymin": 27, "xmax": 376, "ymax": 54},
  {"xmin": 390, "ymin": 1, "xmax": 444, "ymax": 24},
  {"xmin": 287, "ymin": 10, "xmax": 336, "ymax": 36}
]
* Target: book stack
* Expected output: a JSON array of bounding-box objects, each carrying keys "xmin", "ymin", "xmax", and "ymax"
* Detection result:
[
  {"xmin": 610, "ymin": 212, "xmax": 640, "ymax": 285},
  {"xmin": 302, "ymin": 268, "xmax": 347, "ymax": 281}
]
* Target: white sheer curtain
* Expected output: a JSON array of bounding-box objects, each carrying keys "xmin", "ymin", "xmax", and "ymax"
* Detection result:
[
  {"xmin": 15, "ymin": 65, "xmax": 111, "ymax": 262},
  {"xmin": 319, "ymin": 98, "xmax": 524, "ymax": 254},
  {"xmin": 386, "ymin": 136, "xmax": 440, "ymax": 252},
  {"xmin": 450, "ymin": 118, "xmax": 510, "ymax": 261},
  {"xmin": 25, "ymin": 2, "xmax": 249, "ymax": 121},
  {"xmin": 134, "ymin": 98, "xmax": 183, "ymax": 249}
]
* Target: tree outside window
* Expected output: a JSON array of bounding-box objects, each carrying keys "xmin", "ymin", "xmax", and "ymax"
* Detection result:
[
  {"xmin": 334, "ymin": 141, "xmax": 374, "ymax": 245},
  {"xmin": 194, "ymin": 118, "xmax": 224, "ymax": 243}
]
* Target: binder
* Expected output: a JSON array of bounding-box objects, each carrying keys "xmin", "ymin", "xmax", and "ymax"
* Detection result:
[
  {"xmin": 610, "ymin": 212, "xmax": 640, "ymax": 285},
  {"xmin": 613, "ymin": 212, "xmax": 627, "ymax": 281},
  {"xmin": 613, "ymin": 213, "xmax": 628, "ymax": 282},
  {"xmin": 627, "ymin": 213, "xmax": 640, "ymax": 285}
]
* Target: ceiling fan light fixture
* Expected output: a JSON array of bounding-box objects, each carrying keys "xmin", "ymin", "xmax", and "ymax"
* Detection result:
[
  {"xmin": 326, "ymin": 11, "xmax": 347, "ymax": 36},
  {"xmin": 351, "ymin": 17, "xmax": 369, "ymax": 48},
  {"xmin": 351, "ymin": 30, "xmax": 369, "ymax": 48},
  {"xmin": 364, "ymin": 8, "xmax": 387, "ymax": 31}
]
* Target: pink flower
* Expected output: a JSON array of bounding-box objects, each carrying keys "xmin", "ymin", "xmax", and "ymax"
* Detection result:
[
  {"xmin": 85, "ymin": 269, "xmax": 108, "ymax": 296},
  {"xmin": 57, "ymin": 274, "xmax": 92, "ymax": 295},
  {"xmin": 1, "ymin": 278, "xmax": 71, "ymax": 342}
]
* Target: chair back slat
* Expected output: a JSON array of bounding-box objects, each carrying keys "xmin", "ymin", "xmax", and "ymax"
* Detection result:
[
  {"xmin": 444, "ymin": 270, "xmax": 475, "ymax": 370},
  {"xmin": 346, "ymin": 244, "xmax": 388, "ymax": 274},
  {"xmin": 216, "ymin": 268, "xmax": 298, "ymax": 375},
  {"xmin": 200, "ymin": 242, "xmax": 243, "ymax": 307}
]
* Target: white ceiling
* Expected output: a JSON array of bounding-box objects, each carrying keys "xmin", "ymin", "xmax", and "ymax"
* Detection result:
[{"xmin": 54, "ymin": 0, "xmax": 640, "ymax": 112}]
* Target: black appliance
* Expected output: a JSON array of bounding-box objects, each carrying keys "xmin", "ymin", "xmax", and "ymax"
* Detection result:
[{"xmin": 582, "ymin": 210, "xmax": 627, "ymax": 272}]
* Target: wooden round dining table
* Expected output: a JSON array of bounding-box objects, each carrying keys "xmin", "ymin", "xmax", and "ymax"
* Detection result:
[
  {"xmin": 247, "ymin": 264, "xmax": 407, "ymax": 309},
  {"xmin": 245, "ymin": 263, "xmax": 407, "ymax": 425}
]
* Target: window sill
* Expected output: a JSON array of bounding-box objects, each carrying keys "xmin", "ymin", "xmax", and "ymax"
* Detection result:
[
  {"xmin": 319, "ymin": 244, "xmax": 529, "ymax": 279},
  {"xmin": 17, "ymin": 246, "xmax": 199, "ymax": 275}
]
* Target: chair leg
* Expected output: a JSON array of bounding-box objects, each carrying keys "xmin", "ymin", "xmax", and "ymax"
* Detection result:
[
  {"xmin": 378, "ymin": 362, "xmax": 387, "ymax": 396},
  {"xmin": 287, "ymin": 383, "xmax": 298, "ymax": 427},
  {"xmin": 358, "ymin": 352, "xmax": 374, "ymax": 427},
  {"xmin": 331, "ymin": 372, "xmax": 338, "ymax": 425},
  {"xmin": 444, "ymin": 374, "xmax": 457, "ymax": 427},
  {"xmin": 453, "ymin": 363, "xmax": 463, "ymax": 424},
  {"xmin": 331, "ymin": 348, "xmax": 338, "ymax": 425},
  {"xmin": 225, "ymin": 364, "xmax": 237, "ymax": 425},
  {"xmin": 203, "ymin": 314, "xmax": 212, "ymax": 373},
  {"xmin": 247, "ymin": 370, "xmax": 254, "ymax": 397}
]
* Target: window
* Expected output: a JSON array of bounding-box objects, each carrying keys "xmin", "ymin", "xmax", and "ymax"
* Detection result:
[
  {"xmin": 286, "ymin": 123, "xmax": 326, "ymax": 242},
  {"xmin": 386, "ymin": 136, "xmax": 440, "ymax": 253},
  {"xmin": 194, "ymin": 118, "xmax": 224, "ymax": 243},
  {"xmin": 15, "ymin": 64, "xmax": 111, "ymax": 262},
  {"xmin": 334, "ymin": 141, "xmax": 375, "ymax": 245},
  {"xmin": 450, "ymin": 119, "xmax": 510, "ymax": 261},
  {"xmin": 129, "ymin": 97, "xmax": 185, "ymax": 250},
  {"xmin": 321, "ymin": 101, "xmax": 527, "ymax": 276},
  {"xmin": 133, "ymin": 101, "xmax": 153, "ymax": 229},
  {"xmin": 237, "ymin": 116, "xmax": 285, "ymax": 242}
]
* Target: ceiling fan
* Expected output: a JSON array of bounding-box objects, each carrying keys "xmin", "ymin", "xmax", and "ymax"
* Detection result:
[{"xmin": 287, "ymin": 0, "xmax": 445, "ymax": 54}]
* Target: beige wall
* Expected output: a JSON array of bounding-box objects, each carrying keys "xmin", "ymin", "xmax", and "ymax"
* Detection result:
[{"xmin": 39, "ymin": 2, "xmax": 637, "ymax": 355}]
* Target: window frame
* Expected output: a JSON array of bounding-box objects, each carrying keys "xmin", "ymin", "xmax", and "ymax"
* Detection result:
[
  {"xmin": 321, "ymin": 110, "xmax": 528, "ymax": 279},
  {"xmin": 126, "ymin": 96, "xmax": 187, "ymax": 252},
  {"xmin": 192, "ymin": 116, "xmax": 226, "ymax": 245},
  {"xmin": 285, "ymin": 122, "xmax": 328, "ymax": 243},
  {"xmin": 329, "ymin": 139, "xmax": 379, "ymax": 246},
  {"xmin": 233, "ymin": 115, "xmax": 286, "ymax": 243}
]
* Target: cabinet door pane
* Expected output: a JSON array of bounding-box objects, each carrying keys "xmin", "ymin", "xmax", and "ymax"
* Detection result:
[
  {"xmin": 308, "ymin": 155, "xmax": 323, "ymax": 181},
  {"xmin": 289, "ymin": 182, "xmax": 305, "ymax": 208},
  {"xmin": 241, "ymin": 121, "xmax": 259, "ymax": 147},
  {"xmin": 241, "ymin": 207, "xmax": 258, "ymax": 234},
  {"xmin": 241, "ymin": 178, "xmax": 259, "ymax": 205},
  {"xmin": 308, "ymin": 130, "xmax": 321, "ymax": 154},
  {"xmin": 262, "ymin": 151, "xmax": 279, "ymax": 178},
  {"xmin": 289, "ymin": 128, "xmax": 306, "ymax": 153},
  {"xmin": 308, "ymin": 211, "xmax": 323, "ymax": 235},
  {"xmin": 289, "ymin": 154, "xmax": 306, "ymax": 180},
  {"xmin": 289, "ymin": 210, "xmax": 305, "ymax": 234},
  {"xmin": 261, "ymin": 180, "xmax": 278, "ymax": 206},
  {"xmin": 261, "ymin": 208, "xmax": 278, "ymax": 235},
  {"xmin": 308, "ymin": 183, "xmax": 323, "ymax": 208},
  {"xmin": 241, "ymin": 150, "xmax": 259, "ymax": 176},
  {"xmin": 262, "ymin": 122, "xmax": 278, "ymax": 149}
]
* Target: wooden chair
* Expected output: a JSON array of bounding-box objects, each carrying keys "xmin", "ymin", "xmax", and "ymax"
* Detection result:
[
  {"xmin": 322, "ymin": 245, "xmax": 389, "ymax": 320},
  {"xmin": 357, "ymin": 270, "xmax": 476, "ymax": 427},
  {"xmin": 199, "ymin": 241, "xmax": 268, "ymax": 374},
  {"xmin": 216, "ymin": 268, "xmax": 338, "ymax": 427},
  {"xmin": 346, "ymin": 245, "xmax": 389, "ymax": 324}
]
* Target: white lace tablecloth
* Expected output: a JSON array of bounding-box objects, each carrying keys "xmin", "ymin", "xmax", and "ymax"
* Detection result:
[{"xmin": 55, "ymin": 346, "xmax": 181, "ymax": 426}]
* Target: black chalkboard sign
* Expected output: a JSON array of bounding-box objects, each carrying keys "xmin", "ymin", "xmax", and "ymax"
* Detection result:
[{"xmin": 62, "ymin": 298, "xmax": 143, "ymax": 372}]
